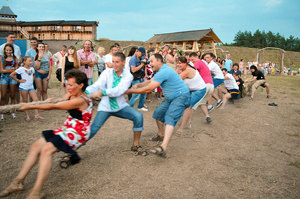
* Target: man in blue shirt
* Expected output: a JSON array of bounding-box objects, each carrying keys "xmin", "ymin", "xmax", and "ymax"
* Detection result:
[
  {"xmin": 224, "ymin": 54, "xmax": 233, "ymax": 71},
  {"xmin": 25, "ymin": 37, "xmax": 38, "ymax": 67},
  {"xmin": 127, "ymin": 53, "xmax": 190, "ymax": 157},
  {"xmin": 128, "ymin": 47, "xmax": 148, "ymax": 111}
]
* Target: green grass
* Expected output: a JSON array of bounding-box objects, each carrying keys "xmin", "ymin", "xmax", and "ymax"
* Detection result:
[{"xmin": 289, "ymin": 161, "xmax": 300, "ymax": 169}]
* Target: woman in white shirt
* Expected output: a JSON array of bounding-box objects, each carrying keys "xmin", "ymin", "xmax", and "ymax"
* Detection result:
[{"xmin": 176, "ymin": 56, "xmax": 207, "ymax": 131}]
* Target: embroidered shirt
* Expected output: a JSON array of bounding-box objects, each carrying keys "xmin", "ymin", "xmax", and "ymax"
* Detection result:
[{"xmin": 86, "ymin": 68, "xmax": 133, "ymax": 112}]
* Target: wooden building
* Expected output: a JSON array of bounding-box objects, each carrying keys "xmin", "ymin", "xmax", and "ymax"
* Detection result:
[
  {"xmin": 147, "ymin": 29, "xmax": 222, "ymax": 55},
  {"xmin": 0, "ymin": 6, "xmax": 98, "ymax": 40}
]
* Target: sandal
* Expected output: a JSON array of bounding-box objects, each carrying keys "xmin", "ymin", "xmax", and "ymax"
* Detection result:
[
  {"xmin": 130, "ymin": 145, "xmax": 143, "ymax": 152},
  {"xmin": 138, "ymin": 150, "xmax": 149, "ymax": 156},
  {"xmin": 149, "ymin": 146, "xmax": 166, "ymax": 158},
  {"xmin": 59, "ymin": 153, "xmax": 81, "ymax": 169},
  {"xmin": 150, "ymin": 135, "xmax": 164, "ymax": 142},
  {"xmin": 0, "ymin": 178, "xmax": 24, "ymax": 197}
]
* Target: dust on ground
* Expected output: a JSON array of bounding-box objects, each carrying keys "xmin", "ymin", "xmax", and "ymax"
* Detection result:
[{"xmin": 0, "ymin": 75, "xmax": 299, "ymax": 199}]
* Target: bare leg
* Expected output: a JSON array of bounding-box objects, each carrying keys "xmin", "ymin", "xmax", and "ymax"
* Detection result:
[
  {"xmin": 0, "ymin": 84, "xmax": 8, "ymax": 106},
  {"xmin": 177, "ymin": 108, "xmax": 193, "ymax": 131},
  {"xmin": 16, "ymin": 138, "xmax": 47, "ymax": 180},
  {"xmin": 35, "ymin": 78, "xmax": 43, "ymax": 100},
  {"xmin": 160, "ymin": 125, "xmax": 175, "ymax": 151},
  {"xmin": 212, "ymin": 92, "xmax": 220, "ymax": 101},
  {"xmin": 133, "ymin": 131, "xmax": 141, "ymax": 146},
  {"xmin": 220, "ymin": 93, "xmax": 231, "ymax": 109},
  {"xmin": 42, "ymin": 79, "xmax": 48, "ymax": 100},
  {"xmin": 207, "ymin": 95, "xmax": 213, "ymax": 106},
  {"xmin": 156, "ymin": 120, "xmax": 165, "ymax": 137},
  {"xmin": 9, "ymin": 84, "xmax": 17, "ymax": 111},
  {"xmin": 20, "ymin": 90, "xmax": 30, "ymax": 120},
  {"xmin": 29, "ymin": 91, "xmax": 43, "ymax": 119},
  {"xmin": 200, "ymin": 104, "xmax": 209, "ymax": 117},
  {"xmin": 29, "ymin": 142, "xmax": 57, "ymax": 196}
]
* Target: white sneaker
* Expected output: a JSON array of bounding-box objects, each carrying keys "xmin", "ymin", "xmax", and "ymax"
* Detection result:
[
  {"xmin": 138, "ymin": 107, "xmax": 148, "ymax": 112},
  {"xmin": 0, "ymin": 114, "xmax": 3, "ymax": 120},
  {"xmin": 11, "ymin": 113, "xmax": 16, "ymax": 119}
]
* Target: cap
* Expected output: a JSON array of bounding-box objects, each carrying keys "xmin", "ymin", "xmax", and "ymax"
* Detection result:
[{"xmin": 138, "ymin": 47, "xmax": 146, "ymax": 56}]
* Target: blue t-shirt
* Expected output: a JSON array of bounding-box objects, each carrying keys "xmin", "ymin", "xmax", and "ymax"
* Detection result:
[
  {"xmin": 25, "ymin": 48, "xmax": 37, "ymax": 66},
  {"xmin": 153, "ymin": 64, "xmax": 189, "ymax": 100},
  {"xmin": 129, "ymin": 55, "xmax": 144, "ymax": 80},
  {"xmin": 224, "ymin": 59, "xmax": 232, "ymax": 71}
]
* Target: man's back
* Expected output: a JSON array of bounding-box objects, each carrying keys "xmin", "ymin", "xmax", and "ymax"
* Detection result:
[
  {"xmin": 153, "ymin": 64, "xmax": 189, "ymax": 99},
  {"xmin": 194, "ymin": 60, "xmax": 213, "ymax": 84}
]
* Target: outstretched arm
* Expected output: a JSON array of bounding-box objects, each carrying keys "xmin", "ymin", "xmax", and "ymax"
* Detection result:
[
  {"xmin": 127, "ymin": 81, "xmax": 160, "ymax": 94},
  {"xmin": 19, "ymin": 97, "xmax": 85, "ymax": 111}
]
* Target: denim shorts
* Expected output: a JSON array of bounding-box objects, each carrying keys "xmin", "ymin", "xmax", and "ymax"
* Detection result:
[
  {"xmin": 35, "ymin": 71, "xmax": 49, "ymax": 79},
  {"xmin": 213, "ymin": 78, "xmax": 224, "ymax": 88},
  {"xmin": 0, "ymin": 74, "xmax": 17, "ymax": 85},
  {"xmin": 190, "ymin": 87, "xmax": 207, "ymax": 110},
  {"xmin": 152, "ymin": 92, "xmax": 190, "ymax": 126},
  {"xmin": 19, "ymin": 87, "xmax": 35, "ymax": 92}
]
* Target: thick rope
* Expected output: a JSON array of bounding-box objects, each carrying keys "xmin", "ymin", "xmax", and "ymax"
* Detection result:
[{"xmin": 0, "ymin": 98, "xmax": 66, "ymax": 113}]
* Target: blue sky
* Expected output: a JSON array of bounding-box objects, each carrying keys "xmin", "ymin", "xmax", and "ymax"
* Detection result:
[{"xmin": 2, "ymin": 0, "xmax": 300, "ymax": 43}]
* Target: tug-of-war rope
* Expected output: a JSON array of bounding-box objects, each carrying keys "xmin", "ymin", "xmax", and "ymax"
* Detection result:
[{"xmin": 0, "ymin": 98, "xmax": 66, "ymax": 113}]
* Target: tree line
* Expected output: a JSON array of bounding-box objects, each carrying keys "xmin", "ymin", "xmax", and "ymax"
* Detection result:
[{"xmin": 223, "ymin": 30, "xmax": 300, "ymax": 52}]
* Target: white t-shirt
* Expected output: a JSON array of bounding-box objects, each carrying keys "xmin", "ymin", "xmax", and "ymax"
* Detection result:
[
  {"xmin": 0, "ymin": 43, "xmax": 21, "ymax": 59},
  {"xmin": 104, "ymin": 53, "xmax": 113, "ymax": 68},
  {"xmin": 224, "ymin": 73, "xmax": 239, "ymax": 90},
  {"xmin": 207, "ymin": 61, "xmax": 224, "ymax": 79},
  {"xmin": 125, "ymin": 56, "xmax": 132, "ymax": 73},
  {"xmin": 15, "ymin": 66, "xmax": 35, "ymax": 90},
  {"xmin": 53, "ymin": 51, "xmax": 66, "ymax": 68}
]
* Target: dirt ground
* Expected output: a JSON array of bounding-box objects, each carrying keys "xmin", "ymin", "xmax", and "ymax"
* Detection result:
[{"xmin": 0, "ymin": 75, "xmax": 299, "ymax": 199}]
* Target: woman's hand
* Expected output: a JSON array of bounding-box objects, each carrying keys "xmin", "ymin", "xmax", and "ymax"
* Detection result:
[{"xmin": 19, "ymin": 79, "xmax": 26, "ymax": 83}]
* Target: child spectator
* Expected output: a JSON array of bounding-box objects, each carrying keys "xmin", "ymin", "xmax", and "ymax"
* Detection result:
[{"xmin": 10, "ymin": 56, "xmax": 43, "ymax": 121}]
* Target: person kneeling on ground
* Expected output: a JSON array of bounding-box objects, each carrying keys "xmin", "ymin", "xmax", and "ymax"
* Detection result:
[
  {"xmin": 0, "ymin": 69, "xmax": 93, "ymax": 199},
  {"xmin": 245, "ymin": 65, "xmax": 270, "ymax": 99},
  {"xmin": 86, "ymin": 52, "xmax": 144, "ymax": 153},
  {"xmin": 218, "ymin": 68, "xmax": 240, "ymax": 109},
  {"xmin": 126, "ymin": 53, "xmax": 190, "ymax": 157}
]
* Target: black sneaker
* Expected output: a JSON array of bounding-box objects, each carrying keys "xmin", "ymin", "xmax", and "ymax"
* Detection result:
[
  {"xmin": 206, "ymin": 116, "xmax": 212, "ymax": 123},
  {"xmin": 150, "ymin": 135, "xmax": 164, "ymax": 141}
]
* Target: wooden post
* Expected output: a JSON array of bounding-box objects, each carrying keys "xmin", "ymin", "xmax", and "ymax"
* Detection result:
[
  {"xmin": 192, "ymin": 41, "xmax": 199, "ymax": 52},
  {"xmin": 155, "ymin": 43, "xmax": 159, "ymax": 53},
  {"xmin": 182, "ymin": 42, "xmax": 187, "ymax": 52},
  {"xmin": 211, "ymin": 41, "xmax": 216, "ymax": 57},
  {"xmin": 200, "ymin": 42, "xmax": 205, "ymax": 57},
  {"xmin": 173, "ymin": 42, "xmax": 177, "ymax": 48}
]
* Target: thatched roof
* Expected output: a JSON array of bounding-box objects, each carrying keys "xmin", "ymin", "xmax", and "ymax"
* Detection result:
[
  {"xmin": 146, "ymin": 29, "xmax": 222, "ymax": 44},
  {"xmin": 0, "ymin": 6, "xmax": 17, "ymax": 17}
]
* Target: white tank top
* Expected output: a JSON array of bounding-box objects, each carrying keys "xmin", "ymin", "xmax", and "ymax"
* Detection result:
[{"xmin": 184, "ymin": 69, "xmax": 206, "ymax": 91}]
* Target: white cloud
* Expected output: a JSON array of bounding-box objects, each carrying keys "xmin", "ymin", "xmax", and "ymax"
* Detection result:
[{"xmin": 265, "ymin": 0, "xmax": 283, "ymax": 8}]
